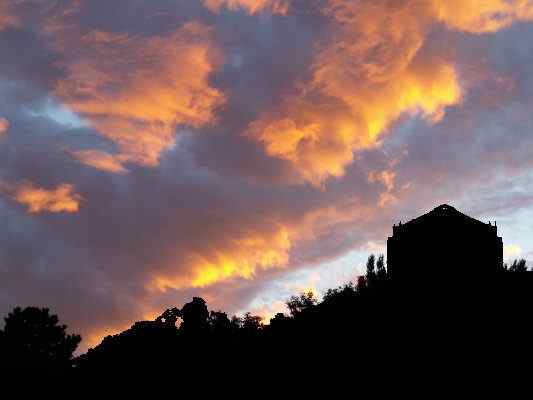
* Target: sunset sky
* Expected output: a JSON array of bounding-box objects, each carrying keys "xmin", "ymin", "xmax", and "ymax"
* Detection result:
[{"xmin": 2, "ymin": 0, "xmax": 533, "ymax": 349}]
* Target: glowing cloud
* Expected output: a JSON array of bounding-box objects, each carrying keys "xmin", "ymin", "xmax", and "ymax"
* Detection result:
[
  {"xmin": 249, "ymin": 0, "xmax": 533, "ymax": 185},
  {"xmin": 369, "ymin": 169, "xmax": 398, "ymax": 208},
  {"xmin": 203, "ymin": 0, "xmax": 290, "ymax": 14},
  {"xmin": 13, "ymin": 182, "xmax": 83, "ymax": 214},
  {"xmin": 368, "ymin": 170, "xmax": 396, "ymax": 192},
  {"xmin": 433, "ymin": 0, "xmax": 533, "ymax": 33},
  {"xmin": 151, "ymin": 226, "xmax": 291, "ymax": 291},
  {"xmin": 0, "ymin": 118, "xmax": 9, "ymax": 137},
  {"xmin": 72, "ymin": 150, "xmax": 129, "ymax": 174},
  {"xmin": 247, "ymin": 301, "xmax": 287, "ymax": 323},
  {"xmin": 54, "ymin": 22, "xmax": 225, "ymax": 173},
  {"xmin": 504, "ymin": 244, "xmax": 523, "ymax": 259}
]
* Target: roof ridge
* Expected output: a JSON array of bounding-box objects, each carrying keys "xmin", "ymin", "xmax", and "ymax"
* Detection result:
[{"xmin": 404, "ymin": 204, "xmax": 485, "ymax": 226}]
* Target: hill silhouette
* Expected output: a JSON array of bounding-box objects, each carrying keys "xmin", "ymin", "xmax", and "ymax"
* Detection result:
[
  {"xmin": 2, "ymin": 205, "xmax": 533, "ymax": 376},
  {"xmin": 2, "ymin": 255, "xmax": 531, "ymax": 375}
]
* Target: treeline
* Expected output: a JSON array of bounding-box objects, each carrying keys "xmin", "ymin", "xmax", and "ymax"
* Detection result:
[{"xmin": 0, "ymin": 255, "xmax": 531, "ymax": 372}]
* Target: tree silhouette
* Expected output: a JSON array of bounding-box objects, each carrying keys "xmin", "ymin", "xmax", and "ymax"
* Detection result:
[
  {"xmin": 155, "ymin": 307, "xmax": 182, "ymax": 329},
  {"xmin": 366, "ymin": 254, "xmax": 377, "ymax": 286},
  {"xmin": 180, "ymin": 297, "xmax": 209, "ymax": 338},
  {"xmin": 0, "ymin": 307, "xmax": 80, "ymax": 370},
  {"xmin": 357, "ymin": 275, "xmax": 367, "ymax": 291},
  {"xmin": 287, "ymin": 291, "xmax": 317, "ymax": 317},
  {"xmin": 209, "ymin": 311, "xmax": 231, "ymax": 332},
  {"xmin": 509, "ymin": 259, "xmax": 528, "ymax": 272},
  {"xmin": 376, "ymin": 254, "xmax": 387, "ymax": 281},
  {"xmin": 241, "ymin": 312, "xmax": 263, "ymax": 332}
]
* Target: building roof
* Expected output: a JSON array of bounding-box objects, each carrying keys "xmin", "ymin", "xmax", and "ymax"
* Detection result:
[{"xmin": 402, "ymin": 204, "xmax": 488, "ymax": 227}]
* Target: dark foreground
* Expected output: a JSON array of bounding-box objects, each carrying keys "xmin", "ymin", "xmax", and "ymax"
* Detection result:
[{"xmin": 1, "ymin": 256, "xmax": 533, "ymax": 379}]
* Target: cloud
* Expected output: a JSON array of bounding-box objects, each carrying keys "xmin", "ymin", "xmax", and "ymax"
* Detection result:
[
  {"xmin": 151, "ymin": 225, "xmax": 291, "ymax": 291},
  {"xmin": 11, "ymin": 182, "xmax": 83, "ymax": 214},
  {"xmin": 434, "ymin": 0, "xmax": 533, "ymax": 33},
  {"xmin": 248, "ymin": 0, "xmax": 533, "ymax": 185},
  {"xmin": 368, "ymin": 170, "xmax": 396, "ymax": 192},
  {"xmin": 247, "ymin": 300, "xmax": 287, "ymax": 322},
  {"xmin": 504, "ymin": 244, "xmax": 522, "ymax": 259},
  {"xmin": 203, "ymin": 0, "xmax": 291, "ymax": 14},
  {"xmin": 0, "ymin": 2, "xmax": 18, "ymax": 31},
  {"xmin": 0, "ymin": 118, "xmax": 8, "ymax": 137},
  {"xmin": 52, "ymin": 22, "xmax": 225, "ymax": 172},
  {"xmin": 369, "ymin": 169, "xmax": 398, "ymax": 208},
  {"xmin": 1, "ymin": 0, "xmax": 533, "ymax": 351},
  {"xmin": 72, "ymin": 150, "xmax": 129, "ymax": 174}
]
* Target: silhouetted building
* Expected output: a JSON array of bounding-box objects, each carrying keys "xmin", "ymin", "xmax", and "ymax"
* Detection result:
[{"xmin": 387, "ymin": 204, "xmax": 503, "ymax": 280}]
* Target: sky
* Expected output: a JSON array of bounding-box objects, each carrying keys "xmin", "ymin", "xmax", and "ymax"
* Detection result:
[{"xmin": 2, "ymin": 0, "xmax": 533, "ymax": 350}]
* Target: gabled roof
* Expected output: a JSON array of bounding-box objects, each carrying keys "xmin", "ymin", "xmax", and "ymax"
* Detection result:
[{"xmin": 403, "ymin": 204, "xmax": 487, "ymax": 227}]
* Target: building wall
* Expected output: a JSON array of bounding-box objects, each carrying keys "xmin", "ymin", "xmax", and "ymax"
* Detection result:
[{"xmin": 387, "ymin": 218, "xmax": 503, "ymax": 280}]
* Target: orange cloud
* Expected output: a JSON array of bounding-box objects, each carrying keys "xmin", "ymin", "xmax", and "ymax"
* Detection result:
[
  {"xmin": 368, "ymin": 170, "xmax": 396, "ymax": 192},
  {"xmin": 369, "ymin": 169, "xmax": 398, "ymax": 208},
  {"xmin": 146, "ymin": 191, "xmax": 381, "ymax": 295},
  {"xmin": 433, "ymin": 0, "xmax": 533, "ymax": 33},
  {"xmin": 191, "ymin": 228, "xmax": 291, "ymax": 287},
  {"xmin": 72, "ymin": 150, "xmax": 129, "ymax": 174},
  {"xmin": 150, "ymin": 225, "xmax": 291, "ymax": 291},
  {"xmin": 0, "ymin": 118, "xmax": 9, "ymax": 137},
  {"xmin": 203, "ymin": 0, "xmax": 290, "ymax": 14},
  {"xmin": 13, "ymin": 182, "xmax": 83, "ymax": 214},
  {"xmin": 52, "ymin": 22, "xmax": 225, "ymax": 173},
  {"xmin": 0, "ymin": 2, "xmax": 19, "ymax": 30},
  {"xmin": 248, "ymin": 0, "xmax": 533, "ymax": 185}
]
